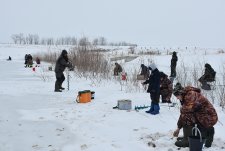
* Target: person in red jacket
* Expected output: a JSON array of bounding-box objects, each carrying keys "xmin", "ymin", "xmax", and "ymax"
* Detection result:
[{"xmin": 172, "ymin": 83, "xmax": 218, "ymax": 148}]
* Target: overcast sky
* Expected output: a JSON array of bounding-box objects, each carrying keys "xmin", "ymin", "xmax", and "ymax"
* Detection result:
[{"xmin": 1, "ymin": 0, "xmax": 225, "ymax": 47}]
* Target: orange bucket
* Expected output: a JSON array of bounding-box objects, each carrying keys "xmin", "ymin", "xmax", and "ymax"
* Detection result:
[{"xmin": 76, "ymin": 90, "xmax": 91, "ymax": 103}]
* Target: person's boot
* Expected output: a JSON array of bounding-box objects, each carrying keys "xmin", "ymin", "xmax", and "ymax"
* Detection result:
[
  {"xmin": 59, "ymin": 86, "xmax": 65, "ymax": 90},
  {"xmin": 150, "ymin": 104, "xmax": 160, "ymax": 115},
  {"xmin": 175, "ymin": 126, "xmax": 192, "ymax": 147},
  {"xmin": 55, "ymin": 81, "xmax": 62, "ymax": 92},
  {"xmin": 201, "ymin": 82, "xmax": 211, "ymax": 90},
  {"xmin": 54, "ymin": 89, "xmax": 62, "ymax": 92},
  {"xmin": 146, "ymin": 103, "xmax": 154, "ymax": 113},
  {"xmin": 205, "ymin": 127, "xmax": 214, "ymax": 147}
]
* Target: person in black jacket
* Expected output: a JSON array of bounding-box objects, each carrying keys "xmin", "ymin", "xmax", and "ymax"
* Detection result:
[
  {"xmin": 142, "ymin": 63, "xmax": 160, "ymax": 115},
  {"xmin": 170, "ymin": 51, "xmax": 178, "ymax": 78},
  {"xmin": 54, "ymin": 50, "xmax": 72, "ymax": 92},
  {"xmin": 198, "ymin": 63, "xmax": 216, "ymax": 90}
]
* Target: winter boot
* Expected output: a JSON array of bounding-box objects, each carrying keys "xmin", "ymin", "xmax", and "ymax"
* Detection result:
[
  {"xmin": 201, "ymin": 82, "xmax": 211, "ymax": 90},
  {"xmin": 54, "ymin": 89, "xmax": 62, "ymax": 92},
  {"xmin": 146, "ymin": 102, "xmax": 155, "ymax": 113},
  {"xmin": 205, "ymin": 127, "xmax": 214, "ymax": 147},
  {"xmin": 55, "ymin": 81, "xmax": 62, "ymax": 92},
  {"xmin": 59, "ymin": 86, "xmax": 65, "ymax": 90},
  {"xmin": 150, "ymin": 104, "xmax": 160, "ymax": 115},
  {"xmin": 175, "ymin": 126, "xmax": 192, "ymax": 147}
]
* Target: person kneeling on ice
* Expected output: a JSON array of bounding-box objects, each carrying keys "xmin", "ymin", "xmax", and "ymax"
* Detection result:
[
  {"xmin": 142, "ymin": 63, "xmax": 160, "ymax": 115},
  {"xmin": 54, "ymin": 50, "xmax": 72, "ymax": 92},
  {"xmin": 172, "ymin": 83, "xmax": 218, "ymax": 148}
]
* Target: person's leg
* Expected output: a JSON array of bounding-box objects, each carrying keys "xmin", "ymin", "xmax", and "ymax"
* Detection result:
[
  {"xmin": 59, "ymin": 73, "xmax": 65, "ymax": 89},
  {"xmin": 55, "ymin": 72, "xmax": 62, "ymax": 92},
  {"xmin": 150, "ymin": 103, "xmax": 160, "ymax": 115},
  {"xmin": 175, "ymin": 126, "xmax": 192, "ymax": 147},
  {"xmin": 205, "ymin": 127, "xmax": 215, "ymax": 147}
]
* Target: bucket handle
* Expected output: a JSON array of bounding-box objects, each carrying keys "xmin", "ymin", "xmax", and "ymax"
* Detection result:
[{"xmin": 192, "ymin": 124, "xmax": 203, "ymax": 142}]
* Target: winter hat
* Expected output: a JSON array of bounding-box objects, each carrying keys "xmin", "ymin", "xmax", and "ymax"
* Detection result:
[
  {"xmin": 172, "ymin": 51, "xmax": 177, "ymax": 55},
  {"xmin": 61, "ymin": 50, "xmax": 68, "ymax": 55},
  {"xmin": 173, "ymin": 82, "xmax": 184, "ymax": 96},
  {"xmin": 148, "ymin": 63, "xmax": 156, "ymax": 70},
  {"xmin": 141, "ymin": 64, "xmax": 144, "ymax": 68},
  {"xmin": 205, "ymin": 63, "xmax": 211, "ymax": 68}
]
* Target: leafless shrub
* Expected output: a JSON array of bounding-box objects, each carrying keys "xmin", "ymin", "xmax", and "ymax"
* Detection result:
[
  {"xmin": 35, "ymin": 66, "xmax": 53, "ymax": 82},
  {"xmin": 138, "ymin": 50, "xmax": 161, "ymax": 55}
]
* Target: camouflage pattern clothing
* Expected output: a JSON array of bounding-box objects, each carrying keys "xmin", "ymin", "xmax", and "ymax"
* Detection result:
[
  {"xmin": 177, "ymin": 86, "xmax": 218, "ymax": 129},
  {"xmin": 159, "ymin": 72, "xmax": 172, "ymax": 103}
]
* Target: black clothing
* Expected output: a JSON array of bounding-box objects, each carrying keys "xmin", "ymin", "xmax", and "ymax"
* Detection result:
[
  {"xmin": 170, "ymin": 52, "xmax": 178, "ymax": 77},
  {"xmin": 54, "ymin": 50, "xmax": 71, "ymax": 91}
]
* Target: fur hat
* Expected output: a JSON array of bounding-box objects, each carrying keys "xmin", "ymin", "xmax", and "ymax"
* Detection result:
[{"xmin": 173, "ymin": 82, "xmax": 184, "ymax": 96}]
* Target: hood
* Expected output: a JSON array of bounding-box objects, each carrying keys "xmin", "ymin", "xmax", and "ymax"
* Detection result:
[{"xmin": 149, "ymin": 63, "xmax": 157, "ymax": 71}]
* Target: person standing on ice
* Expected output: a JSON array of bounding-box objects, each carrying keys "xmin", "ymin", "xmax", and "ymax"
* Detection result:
[
  {"xmin": 140, "ymin": 64, "xmax": 150, "ymax": 80},
  {"xmin": 54, "ymin": 50, "xmax": 72, "ymax": 92},
  {"xmin": 170, "ymin": 51, "xmax": 178, "ymax": 78},
  {"xmin": 114, "ymin": 62, "xmax": 122, "ymax": 76},
  {"xmin": 172, "ymin": 83, "xmax": 218, "ymax": 148},
  {"xmin": 142, "ymin": 63, "xmax": 160, "ymax": 115},
  {"xmin": 159, "ymin": 72, "xmax": 172, "ymax": 103}
]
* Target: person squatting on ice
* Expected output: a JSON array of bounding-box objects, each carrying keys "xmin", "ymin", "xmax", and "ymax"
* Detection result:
[
  {"xmin": 54, "ymin": 50, "xmax": 72, "ymax": 92},
  {"xmin": 142, "ymin": 63, "xmax": 160, "ymax": 115},
  {"xmin": 198, "ymin": 63, "xmax": 216, "ymax": 90},
  {"xmin": 159, "ymin": 72, "xmax": 172, "ymax": 103},
  {"xmin": 172, "ymin": 83, "xmax": 218, "ymax": 148}
]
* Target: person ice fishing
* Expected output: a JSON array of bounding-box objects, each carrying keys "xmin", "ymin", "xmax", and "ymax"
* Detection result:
[
  {"xmin": 114, "ymin": 62, "xmax": 122, "ymax": 76},
  {"xmin": 172, "ymin": 83, "xmax": 218, "ymax": 148},
  {"xmin": 140, "ymin": 64, "xmax": 150, "ymax": 80},
  {"xmin": 159, "ymin": 72, "xmax": 172, "ymax": 103},
  {"xmin": 54, "ymin": 50, "xmax": 72, "ymax": 92},
  {"xmin": 7, "ymin": 56, "xmax": 12, "ymax": 61},
  {"xmin": 142, "ymin": 63, "xmax": 160, "ymax": 115},
  {"xmin": 198, "ymin": 63, "xmax": 216, "ymax": 90},
  {"xmin": 170, "ymin": 51, "xmax": 178, "ymax": 78}
]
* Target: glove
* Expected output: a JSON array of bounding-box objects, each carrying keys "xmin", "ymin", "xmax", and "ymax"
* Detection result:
[{"xmin": 173, "ymin": 128, "xmax": 180, "ymax": 137}]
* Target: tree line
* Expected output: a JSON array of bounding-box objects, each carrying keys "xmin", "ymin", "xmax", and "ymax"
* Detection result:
[{"xmin": 11, "ymin": 33, "xmax": 137, "ymax": 46}]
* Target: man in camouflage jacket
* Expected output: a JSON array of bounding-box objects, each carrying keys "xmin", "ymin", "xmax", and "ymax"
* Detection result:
[
  {"xmin": 159, "ymin": 72, "xmax": 172, "ymax": 103},
  {"xmin": 172, "ymin": 83, "xmax": 218, "ymax": 148}
]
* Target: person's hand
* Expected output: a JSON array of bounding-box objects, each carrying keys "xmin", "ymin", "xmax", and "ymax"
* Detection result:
[{"xmin": 173, "ymin": 128, "xmax": 180, "ymax": 137}]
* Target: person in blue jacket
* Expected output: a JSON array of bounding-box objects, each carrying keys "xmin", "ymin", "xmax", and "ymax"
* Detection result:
[{"xmin": 142, "ymin": 63, "xmax": 161, "ymax": 115}]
